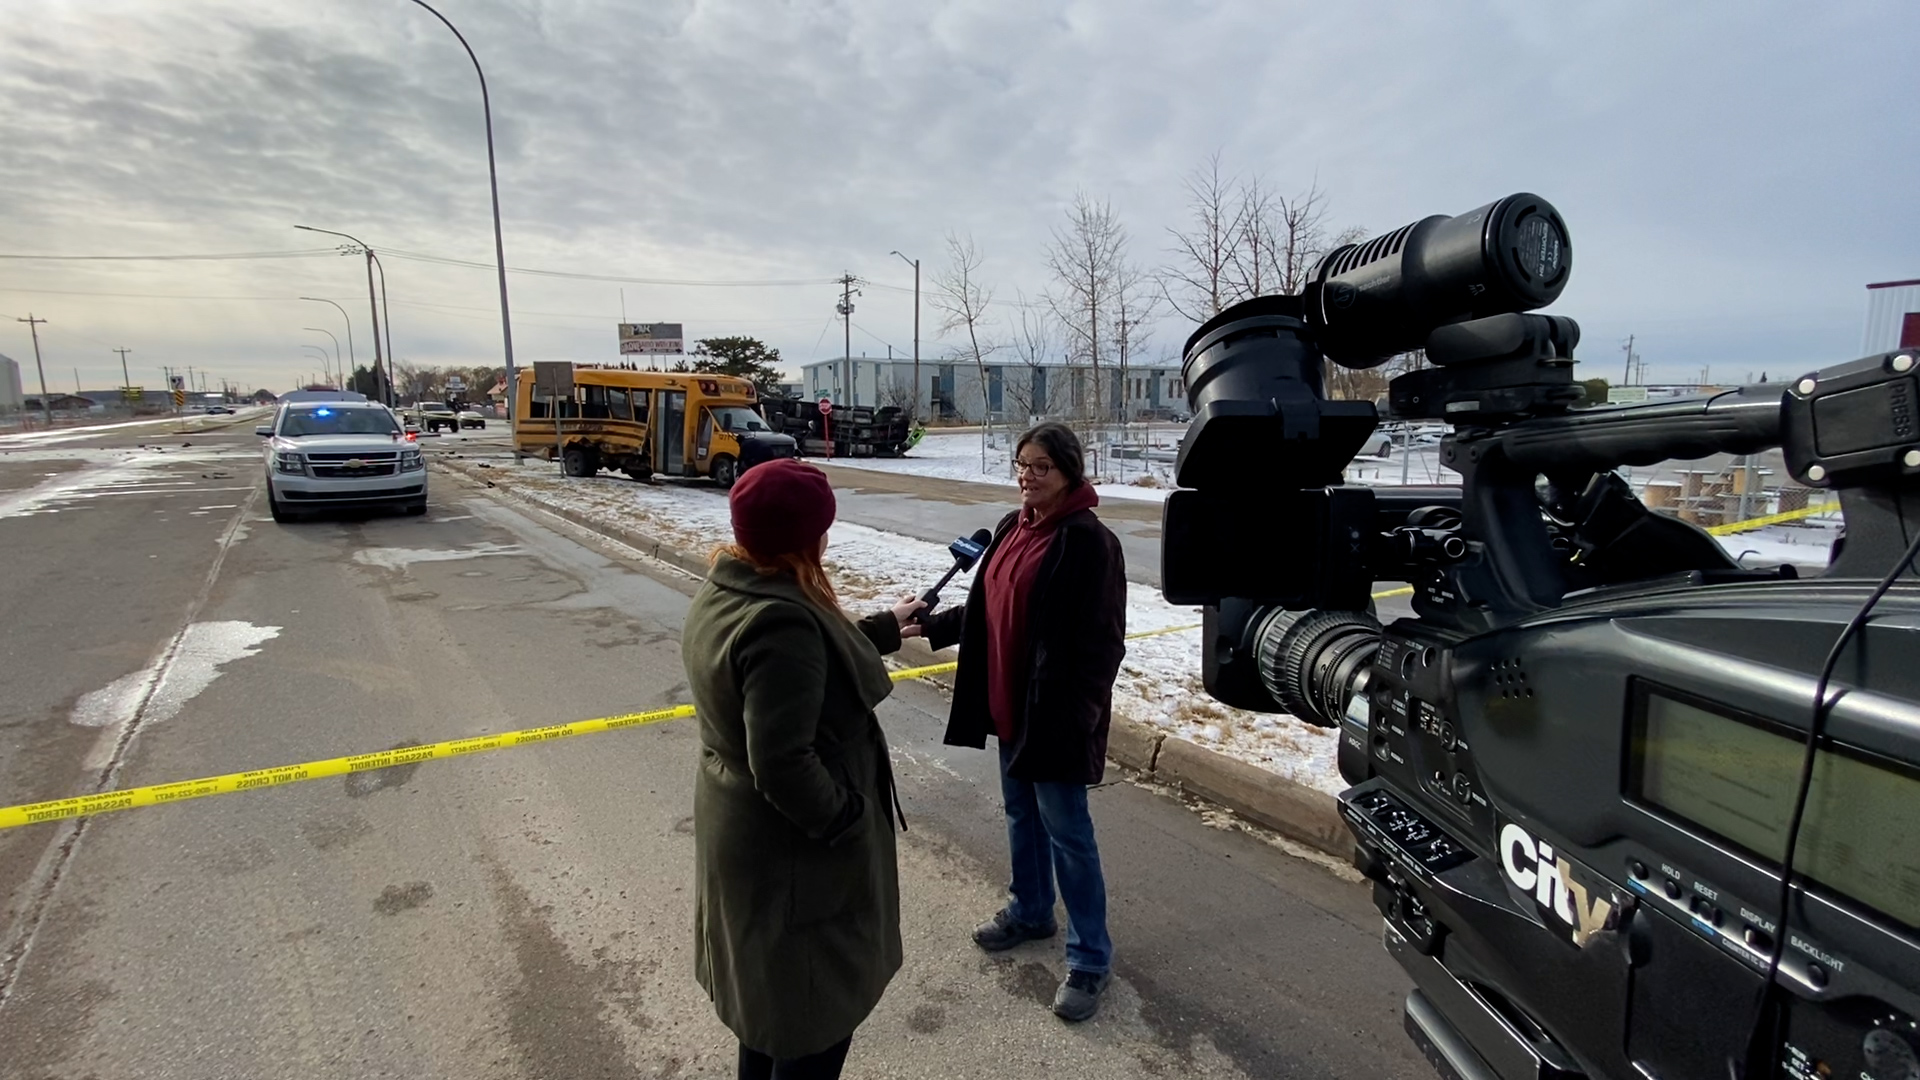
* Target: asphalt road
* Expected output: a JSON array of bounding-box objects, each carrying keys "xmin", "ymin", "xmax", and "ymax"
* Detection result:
[{"xmin": 0, "ymin": 425, "xmax": 1427, "ymax": 1079}]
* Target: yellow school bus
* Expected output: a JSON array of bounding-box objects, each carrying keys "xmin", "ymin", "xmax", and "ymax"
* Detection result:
[{"xmin": 512, "ymin": 367, "xmax": 797, "ymax": 486}]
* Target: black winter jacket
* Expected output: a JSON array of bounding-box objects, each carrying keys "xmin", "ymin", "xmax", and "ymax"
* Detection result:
[{"xmin": 922, "ymin": 506, "xmax": 1127, "ymax": 785}]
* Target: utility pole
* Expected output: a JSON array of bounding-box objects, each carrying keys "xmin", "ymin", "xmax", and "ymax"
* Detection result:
[
  {"xmin": 1621, "ymin": 334, "xmax": 1635, "ymax": 386},
  {"xmin": 835, "ymin": 274, "xmax": 858, "ymax": 406},
  {"xmin": 114, "ymin": 347, "xmax": 132, "ymax": 408},
  {"xmin": 17, "ymin": 315, "xmax": 50, "ymax": 428}
]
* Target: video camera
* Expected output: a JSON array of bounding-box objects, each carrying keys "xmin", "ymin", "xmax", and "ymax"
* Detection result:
[{"xmin": 1161, "ymin": 194, "xmax": 1920, "ymax": 1080}]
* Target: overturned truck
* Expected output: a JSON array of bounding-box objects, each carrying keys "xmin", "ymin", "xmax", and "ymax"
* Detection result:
[{"xmin": 759, "ymin": 398, "xmax": 917, "ymax": 458}]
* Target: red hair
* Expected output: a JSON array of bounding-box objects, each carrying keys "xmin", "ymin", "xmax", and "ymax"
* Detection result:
[{"xmin": 712, "ymin": 542, "xmax": 841, "ymax": 614}]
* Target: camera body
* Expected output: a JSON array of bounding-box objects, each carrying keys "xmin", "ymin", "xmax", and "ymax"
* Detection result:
[{"xmin": 1162, "ymin": 195, "xmax": 1920, "ymax": 1080}]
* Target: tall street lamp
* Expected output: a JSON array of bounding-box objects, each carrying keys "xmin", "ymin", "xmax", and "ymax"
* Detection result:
[
  {"xmin": 300, "ymin": 345, "xmax": 332, "ymax": 388},
  {"xmin": 300, "ymin": 296, "xmax": 356, "ymax": 382},
  {"xmin": 294, "ymin": 225, "xmax": 390, "ymax": 406},
  {"xmin": 370, "ymin": 251, "xmax": 396, "ymax": 402},
  {"xmin": 303, "ymin": 327, "xmax": 343, "ymax": 389},
  {"xmin": 890, "ymin": 250, "xmax": 921, "ymax": 420},
  {"xmin": 403, "ymin": 0, "xmax": 517, "ymax": 414}
]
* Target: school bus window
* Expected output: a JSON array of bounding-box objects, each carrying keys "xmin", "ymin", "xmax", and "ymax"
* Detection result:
[
  {"xmin": 582, "ymin": 384, "xmax": 609, "ymax": 418},
  {"xmin": 606, "ymin": 387, "xmax": 632, "ymax": 421},
  {"xmin": 710, "ymin": 406, "xmax": 770, "ymax": 433},
  {"xmin": 633, "ymin": 391, "xmax": 650, "ymax": 423}
]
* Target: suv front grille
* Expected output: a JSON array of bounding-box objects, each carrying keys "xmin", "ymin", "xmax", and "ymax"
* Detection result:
[{"xmin": 307, "ymin": 451, "xmax": 401, "ymax": 478}]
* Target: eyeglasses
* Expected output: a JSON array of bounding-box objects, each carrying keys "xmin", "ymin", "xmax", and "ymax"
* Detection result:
[{"xmin": 1013, "ymin": 459, "xmax": 1054, "ymax": 478}]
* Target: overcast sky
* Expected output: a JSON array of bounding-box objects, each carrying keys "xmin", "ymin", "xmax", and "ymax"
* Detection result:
[{"xmin": 2, "ymin": 0, "xmax": 1915, "ymax": 396}]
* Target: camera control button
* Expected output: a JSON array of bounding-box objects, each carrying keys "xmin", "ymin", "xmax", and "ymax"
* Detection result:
[
  {"xmin": 1807, "ymin": 963, "xmax": 1829, "ymax": 989},
  {"xmin": 1629, "ymin": 861, "xmax": 1649, "ymax": 880},
  {"xmin": 1663, "ymin": 878, "xmax": 1683, "ymax": 900}
]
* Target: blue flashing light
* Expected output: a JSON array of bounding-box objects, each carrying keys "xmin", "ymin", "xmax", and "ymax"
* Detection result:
[{"xmin": 314, "ymin": 408, "xmax": 333, "ymax": 417}]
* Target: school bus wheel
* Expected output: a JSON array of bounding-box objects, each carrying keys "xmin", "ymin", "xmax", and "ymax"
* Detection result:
[
  {"xmin": 711, "ymin": 454, "xmax": 738, "ymax": 488},
  {"xmin": 563, "ymin": 447, "xmax": 597, "ymax": 477}
]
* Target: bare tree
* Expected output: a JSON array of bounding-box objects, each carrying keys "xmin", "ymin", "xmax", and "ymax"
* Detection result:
[
  {"xmin": 1231, "ymin": 178, "xmax": 1367, "ymax": 298},
  {"xmin": 1160, "ymin": 151, "xmax": 1243, "ymax": 322},
  {"xmin": 1045, "ymin": 191, "xmax": 1129, "ymax": 426},
  {"xmin": 1004, "ymin": 289, "xmax": 1053, "ymax": 423},
  {"xmin": 930, "ymin": 231, "xmax": 1000, "ymax": 470}
]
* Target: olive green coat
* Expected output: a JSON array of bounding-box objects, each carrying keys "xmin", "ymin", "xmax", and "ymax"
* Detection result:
[{"xmin": 681, "ymin": 554, "xmax": 904, "ymax": 1059}]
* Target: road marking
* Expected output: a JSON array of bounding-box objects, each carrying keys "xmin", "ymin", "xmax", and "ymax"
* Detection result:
[{"xmin": 0, "ymin": 483, "xmax": 262, "ymax": 1009}]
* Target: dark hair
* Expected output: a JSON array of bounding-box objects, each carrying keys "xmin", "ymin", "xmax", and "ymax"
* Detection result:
[{"xmin": 1015, "ymin": 422, "xmax": 1086, "ymax": 489}]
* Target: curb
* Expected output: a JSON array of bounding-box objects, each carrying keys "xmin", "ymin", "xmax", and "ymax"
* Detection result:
[{"xmin": 450, "ymin": 457, "xmax": 1353, "ymax": 861}]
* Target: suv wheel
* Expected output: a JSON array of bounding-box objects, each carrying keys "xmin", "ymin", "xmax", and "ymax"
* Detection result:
[{"xmin": 268, "ymin": 491, "xmax": 294, "ymax": 523}]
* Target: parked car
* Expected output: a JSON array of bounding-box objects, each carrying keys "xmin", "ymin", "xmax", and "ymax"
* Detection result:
[
  {"xmin": 256, "ymin": 401, "xmax": 426, "ymax": 521},
  {"xmin": 202, "ymin": 404, "xmax": 235, "ymax": 415},
  {"xmin": 458, "ymin": 408, "xmax": 486, "ymax": 430},
  {"xmin": 412, "ymin": 401, "xmax": 459, "ymax": 434}
]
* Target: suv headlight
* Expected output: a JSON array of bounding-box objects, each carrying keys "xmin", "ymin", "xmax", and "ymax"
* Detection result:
[
  {"xmin": 273, "ymin": 451, "xmax": 306, "ymax": 475},
  {"xmin": 399, "ymin": 448, "xmax": 425, "ymax": 471}
]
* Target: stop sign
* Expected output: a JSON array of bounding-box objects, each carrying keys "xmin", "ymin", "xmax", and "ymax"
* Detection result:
[{"xmin": 818, "ymin": 397, "xmax": 833, "ymax": 416}]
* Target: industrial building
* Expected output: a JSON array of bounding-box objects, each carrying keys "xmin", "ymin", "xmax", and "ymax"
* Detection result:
[
  {"xmin": 0, "ymin": 353, "xmax": 21, "ymax": 411},
  {"xmin": 1864, "ymin": 278, "xmax": 1920, "ymax": 353},
  {"xmin": 794, "ymin": 354, "xmax": 1186, "ymax": 423}
]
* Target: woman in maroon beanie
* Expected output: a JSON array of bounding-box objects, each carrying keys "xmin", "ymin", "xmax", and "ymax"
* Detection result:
[
  {"xmin": 919, "ymin": 422, "xmax": 1128, "ymax": 1023},
  {"xmin": 680, "ymin": 458, "xmax": 924, "ymax": 1080}
]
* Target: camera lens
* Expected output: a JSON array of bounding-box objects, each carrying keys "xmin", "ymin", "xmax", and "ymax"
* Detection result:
[{"xmin": 1252, "ymin": 608, "xmax": 1384, "ymax": 728}]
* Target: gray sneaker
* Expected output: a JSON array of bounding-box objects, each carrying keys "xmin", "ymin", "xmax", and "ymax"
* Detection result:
[
  {"xmin": 1053, "ymin": 969, "xmax": 1112, "ymax": 1022},
  {"xmin": 971, "ymin": 910, "xmax": 1057, "ymax": 952}
]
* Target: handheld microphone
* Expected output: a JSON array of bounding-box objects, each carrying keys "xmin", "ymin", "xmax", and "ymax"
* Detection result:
[{"xmin": 912, "ymin": 528, "xmax": 992, "ymax": 623}]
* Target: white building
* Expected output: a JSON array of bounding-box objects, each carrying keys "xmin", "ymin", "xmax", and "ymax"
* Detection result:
[
  {"xmin": 0, "ymin": 354, "xmax": 21, "ymax": 411},
  {"xmin": 794, "ymin": 354, "xmax": 1186, "ymax": 423},
  {"xmin": 1863, "ymin": 278, "xmax": 1920, "ymax": 353}
]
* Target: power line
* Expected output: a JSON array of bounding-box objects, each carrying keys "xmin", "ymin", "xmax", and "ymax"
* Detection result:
[
  {"xmin": 0, "ymin": 248, "xmax": 338, "ymax": 262},
  {"xmin": 379, "ymin": 247, "xmax": 835, "ymax": 288}
]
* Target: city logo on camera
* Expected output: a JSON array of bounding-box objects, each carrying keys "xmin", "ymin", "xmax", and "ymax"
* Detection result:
[{"xmin": 1500, "ymin": 821, "xmax": 1624, "ymax": 948}]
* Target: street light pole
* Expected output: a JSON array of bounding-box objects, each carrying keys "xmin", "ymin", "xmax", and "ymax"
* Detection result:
[
  {"xmin": 370, "ymin": 251, "xmax": 396, "ymax": 406},
  {"xmin": 890, "ymin": 250, "xmax": 920, "ymax": 420},
  {"xmin": 404, "ymin": 0, "xmax": 517, "ymax": 415},
  {"xmin": 295, "ymin": 225, "xmax": 387, "ymax": 406},
  {"xmin": 301, "ymin": 297, "xmax": 356, "ymax": 388},
  {"xmin": 303, "ymin": 327, "xmax": 343, "ymax": 389}
]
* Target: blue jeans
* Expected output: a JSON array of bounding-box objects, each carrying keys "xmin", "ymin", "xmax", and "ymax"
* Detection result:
[{"xmin": 998, "ymin": 741, "xmax": 1112, "ymax": 975}]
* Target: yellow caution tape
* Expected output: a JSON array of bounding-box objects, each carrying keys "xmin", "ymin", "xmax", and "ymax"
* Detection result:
[
  {"xmin": 1707, "ymin": 499, "xmax": 1840, "ymax": 536},
  {"xmin": 0, "ymin": 604, "xmax": 1436, "ymax": 831},
  {"xmin": 0, "ymin": 622, "xmax": 1209, "ymax": 831}
]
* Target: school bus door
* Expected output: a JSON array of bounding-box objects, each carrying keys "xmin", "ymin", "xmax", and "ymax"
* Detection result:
[{"xmin": 656, "ymin": 390, "xmax": 686, "ymax": 475}]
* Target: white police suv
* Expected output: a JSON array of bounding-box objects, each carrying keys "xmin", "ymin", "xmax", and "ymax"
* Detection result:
[{"xmin": 257, "ymin": 399, "xmax": 427, "ymax": 522}]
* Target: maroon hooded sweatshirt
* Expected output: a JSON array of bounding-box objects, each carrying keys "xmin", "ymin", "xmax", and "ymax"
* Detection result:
[{"xmin": 982, "ymin": 483, "xmax": 1102, "ymax": 740}]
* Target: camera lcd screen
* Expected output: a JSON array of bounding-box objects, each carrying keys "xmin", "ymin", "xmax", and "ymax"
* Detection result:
[{"xmin": 1630, "ymin": 689, "xmax": 1920, "ymax": 930}]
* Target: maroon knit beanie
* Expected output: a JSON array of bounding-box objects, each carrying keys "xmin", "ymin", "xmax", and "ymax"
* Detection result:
[{"xmin": 729, "ymin": 459, "xmax": 837, "ymax": 558}]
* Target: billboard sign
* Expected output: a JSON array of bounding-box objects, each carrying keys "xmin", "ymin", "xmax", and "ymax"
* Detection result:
[{"xmin": 618, "ymin": 322, "xmax": 684, "ymax": 355}]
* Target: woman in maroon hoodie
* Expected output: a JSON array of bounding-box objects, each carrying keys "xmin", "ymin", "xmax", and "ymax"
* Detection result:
[{"xmin": 921, "ymin": 421, "xmax": 1128, "ymax": 1022}]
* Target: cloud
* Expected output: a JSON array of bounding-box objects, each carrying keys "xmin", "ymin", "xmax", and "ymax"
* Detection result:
[{"xmin": 1, "ymin": 0, "xmax": 1915, "ymax": 392}]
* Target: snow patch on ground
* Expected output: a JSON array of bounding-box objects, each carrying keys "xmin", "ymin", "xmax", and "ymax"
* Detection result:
[
  {"xmin": 823, "ymin": 431, "xmax": 1185, "ymax": 503},
  {"xmin": 0, "ymin": 445, "xmax": 255, "ymax": 518},
  {"xmin": 74, "ymin": 621, "xmax": 282, "ymax": 769},
  {"xmin": 352, "ymin": 542, "xmax": 527, "ymax": 571}
]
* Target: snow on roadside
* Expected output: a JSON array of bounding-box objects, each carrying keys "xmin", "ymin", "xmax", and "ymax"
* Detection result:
[
  {"xmin": 455, "ymin": 460, "xmax": 1347, "ymax": 794},
  {"xmin": 825, "ymin": 431, "xmax": 1186, "ymax": 504}
]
